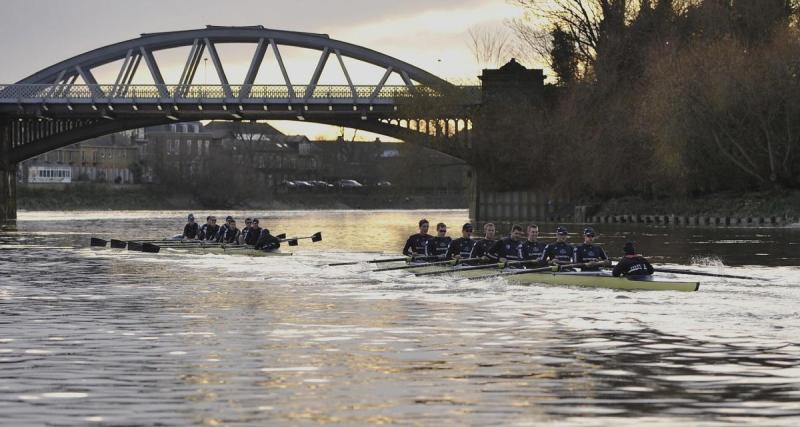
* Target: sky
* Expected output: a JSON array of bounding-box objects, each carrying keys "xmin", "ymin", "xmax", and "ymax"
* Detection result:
[{"xmin": 0, "ymin": 0, "xmax": 535, "ymax": 140}]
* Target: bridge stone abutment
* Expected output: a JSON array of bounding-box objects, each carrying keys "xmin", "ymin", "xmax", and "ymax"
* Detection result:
[{"xmin": 469, "ymin": 59, "xmax": 551, "ymax": 228}]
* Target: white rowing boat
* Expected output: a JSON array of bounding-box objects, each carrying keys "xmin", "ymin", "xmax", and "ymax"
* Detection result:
[{"xmin": 406, "ymin": 264, "xmax": 699, "ymax": 291}]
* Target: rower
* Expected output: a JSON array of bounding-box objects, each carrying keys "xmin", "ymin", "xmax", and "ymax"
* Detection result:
[
  {"xmin": 543, "ymin": 226, "xmax": 576, "ymax": 270},
  {"xmin": 487, "ymin": 224, "xmax": 525, "ymax": 265},
  {"xmin": 182, "ymin": 213, "xmax": 198, "ymax": 240},
  {"xmin": 612, "ymin": 242, "xmax": 654, "ymax": 277},
  {"xmin": 574, "ymin": 227, "xmax": 611, "ymax": 271},
  {"xmin": 469, "ymin": 222, "xmax": 497, "ymax": 260},
  {"xmin": 520, "ymin": 224, "xmax": 547, "ymax": 266},
  {"xmin": 402, "ymin": 219, "xmax": 432, "ymax": 258},
  {"xmin": 217, "ymin": 216, "xmax": 240, "ymax": 244},
  {"xmin": 445, "ymin": 223, "xmax": 477, "ymax": 260},
  {"xmin": 244, "ymin": 218, "xmax": 262, "ymax": 246},
  {"xmin": 426, "ymin": 223, "xmax": 452, "ymax": 260},
  {"xmin": 239, "ymin": 218, "xmax": 254, "ymax": 245},
  {"xmin": 198, "ymin": 216, "xmax": 219, "ymax": 241},
  {"xmin": 254, "ymin": 227, "xmax": 281, "ymax": 251}
]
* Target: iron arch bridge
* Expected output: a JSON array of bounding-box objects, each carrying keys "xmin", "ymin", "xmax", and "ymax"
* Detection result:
[{"xmin": 0, "ymin": 26, "xmax": 478, "ymax": 166}]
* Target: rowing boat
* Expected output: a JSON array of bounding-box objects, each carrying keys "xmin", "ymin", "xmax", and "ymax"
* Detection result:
[
  {"xmin": 405, "ymin": 264, "xmax": 698, "ymax": 291},
  {"xmin": 164, "ymin": 246, "xmax": 292, "ymax": 257}
]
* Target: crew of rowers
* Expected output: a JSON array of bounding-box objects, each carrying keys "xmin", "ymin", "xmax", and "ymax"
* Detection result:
[
  {"xmin": 179, "ymin": 213, "xmax": 282, "ymax": 251},
  {"xmin": 402, "ymin": 219, "xmax": 654, "ymax": 277}
]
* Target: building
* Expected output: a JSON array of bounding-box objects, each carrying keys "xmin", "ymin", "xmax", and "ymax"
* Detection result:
[{"xmin": 20, "ymin": 132, "xmax": 141, "ymax": 184}]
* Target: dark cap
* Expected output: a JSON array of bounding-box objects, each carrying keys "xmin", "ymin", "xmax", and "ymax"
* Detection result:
[
  {"xmin": 583, "ymin": 227, "xmax": 595, "ymax": 237},
  {"xmin": 623, "ymin": 242, "xmax": 636, "ymax": 255},
  {"xmin": 556, "ymin": 226, "xmax": 568, "ymax": 236},
  {"xmin": 226, "ymin": 216, "xmax": 234, "ymax": 222},
  {"xmin": 188, "ymin": 213, "xmax": 195, "ymax": 220},
  {"xmin": 462, "ymin": 223, "xmax": 473, "ymax": 231}
]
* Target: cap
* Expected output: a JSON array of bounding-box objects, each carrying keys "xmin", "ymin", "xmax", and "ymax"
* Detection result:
[
  {"xmin": 462, "ymin": 223, "xmax": 473, "ymax": 231},
  {"xmin": 188, "ymin": 213, "xmax": 195, "ymax": 220},
  {"xmin": 556, "ymin": 226, "xmax": 568, "ymax": 236},
  {"xmin": 226, "ymin": 216, "xmax": 234, "ymax": 222},
  {"xmin": 623, "ymin": 242, "xmax": 636, "ymax": 255},
  {"xmin": 583, "ymin": 227, "xmax": 595, "ymax": 237}
]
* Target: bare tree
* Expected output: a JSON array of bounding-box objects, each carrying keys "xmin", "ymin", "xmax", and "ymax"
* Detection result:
[{"xmin": 467, "ymin": 24, "xmax": 516, "ymax": 68}]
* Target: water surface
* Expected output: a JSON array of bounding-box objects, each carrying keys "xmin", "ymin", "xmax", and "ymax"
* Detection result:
[{"xmin": 1, "ymin": 210, "xmax": 799, "ymax": 426}]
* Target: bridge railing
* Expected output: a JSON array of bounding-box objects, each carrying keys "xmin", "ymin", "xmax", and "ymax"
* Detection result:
[{"xmin": 0, "ymin": 84, "xmax": 474, "ymax": 102}]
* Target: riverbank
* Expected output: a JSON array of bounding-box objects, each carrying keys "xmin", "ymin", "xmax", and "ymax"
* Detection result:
[
  {"xmin": 16, "ymin": 183, "xmax": 467, "ymax": 211},
  {"xmin": 587, "ymin": 190, "xmax": 800, "ymax": 227}
]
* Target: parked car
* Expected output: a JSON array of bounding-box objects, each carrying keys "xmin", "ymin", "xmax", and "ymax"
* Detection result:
[
  {"xmin": 376, "ymin": 180, "xmax": 392, "ymax": 187},
  {"xmin": 311, "ymin": 180, "xmax": 334, "ymax": 189},
  {"xmin": 293, "ymin": 180, "xmax": 314, "ymax": 190},
  {"xmin": 337, "ymin": 179, "xmax": 363, "ymax": 188}
]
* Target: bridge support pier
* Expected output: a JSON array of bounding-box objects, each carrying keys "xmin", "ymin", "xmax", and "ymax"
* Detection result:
[
  {"xmin": 1, "ymin": 122, "xmax": 16, "ymax": 228},
  {"xmin": 0, "ymin": 165, "xmax": 15, "ymax": 228}
]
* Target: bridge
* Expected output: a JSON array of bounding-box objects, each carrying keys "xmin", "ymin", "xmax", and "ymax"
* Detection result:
[{"xmin": 0, "ymin": 26, "xmax": 481, "ymax": 224}]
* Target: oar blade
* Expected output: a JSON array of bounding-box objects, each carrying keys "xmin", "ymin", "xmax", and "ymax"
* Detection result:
[
  {"xmin": 275, "ymin": 233, "xmax": 286, "ymax": 239},
  {"xmin": 311, "ymin": 232, "xmax": 322, "ymax": 242},
  {"xmin": 128, "ymin": 242, "xmax": 143, "ymax": 251},
  {"xmin": 90, "ymin": 237, "xmax": 107, "ymax": 247},
  {"xmin": 142, "ymin": 243, "xmax": 161, "ymax": 253},
  {"xmin": 288, "ymin": 239, "xmax": 299, "ymax": 247},
  {"xmin": 110, "ymin": 239, "xmax": 127, "ymax": 249}
]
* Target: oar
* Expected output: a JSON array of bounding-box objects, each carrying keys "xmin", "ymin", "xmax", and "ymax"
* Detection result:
[
  {"xmin": 328, "ymin": 256, "xmax": 416, "ymax": 267},
  {"xmin": 90, "ymin": 237, "xmax": 108, "ymax": 247},
  {"xmin": 280, "ymin": 232, "xmax": 322, "ymax": 247},
  {"xmin": 373, "ymin": 257, "xmax": 480, "ymax": 272},
  {"xmin": 414, "ymin": 259, "xmax": 545, "ymax": 276},
  {"xmin": 654, "ymin": 267, "xmax": 759, "ymax": 280}
]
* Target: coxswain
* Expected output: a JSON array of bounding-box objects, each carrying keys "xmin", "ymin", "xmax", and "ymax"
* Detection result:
[
  {"xmin": 574, "ymin": 227, "xmax": 611, "ymax": 271},
  {"xmin": 402, "ymin": 219, "xmax": 432, "ymax": 258},
  {"xmin": 426, "ymin": 223, "xmax": 452, "ymax": 260},
  {"xmin": 445, "ymin": 223, "xmax": 477, "ymax": 260},
  {"xmin": 244, "ymin": 218, "xmax": 262, "ymax": 246},
  {"xmin": 469, "ymin": 222, "xmax": 497, "ymax": 260},
  {"xmin": 487, "ymin": 224, "xmax": 525, "ymax": 265},
  {"xmin": 197, "ymin": 216, "xmax": 219, "ymax": 241},
  {"xmin": 543, "ymin": 226, "xmax": 575, "ymax": 270},
  {"xmin": 520, "ymin": 224, "xmax": 547, "ymax": 266},
  {"xmin": 254, "ymin": 227, "xmax": 281, "ymax": 251},
  {"xmin": 612, "ymin": 242, "xmax": 655, "ymax": 277},
  {"xmin": 182, "ymin": 213, "xmax": 198, "ymax": 239}
]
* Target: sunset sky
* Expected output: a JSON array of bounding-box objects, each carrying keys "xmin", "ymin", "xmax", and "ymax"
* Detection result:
[{"xmin": 0, "ymin": 0, "xmax": 540, "ymax": 140}]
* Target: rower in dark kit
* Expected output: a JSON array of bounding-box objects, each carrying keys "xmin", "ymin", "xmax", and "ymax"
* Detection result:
[
  {"xmin": 217, "ymin": 216, "xmax": 241, "ymax": 244},
  {"xmin": 574, "ymin": 227, "xmax": 611, "ymax": 271},
  {"xmin": 469, "ymin": 222, "xmax": 497, "ymax": 260},
  {"xmin": 197, "ymin": 216, "xmax": 219, "ymax": 241},
  {"xmin": 445, "ymin": 223, "xmax": 477, "ymax": 260},
  {"xmin": 244, "ymin": 218, "xmax": 262, "ymax": 246},
  {"xmin": 487, "ymin": 224, "xmax": 525, "ymax": 264},
  {"xmin": 402, "ymin": 219, "xmax": 432, "ymax": 258},
  {"xmin": 254, "ymin": 227, "xmax": 281, "ymax": 251},
  {"xmin": 543, "ymin": 226, "xmax": 576, "ymax": 270},
  {"xmin": 612, "ymin": 242, "xmax": 655, "ymax": 277},
  {"xmin": 426, "ymin": 223, "xmax": 452, "ymax": 260},
  {"xmin": 182, "ymin": 213, "xmax": 199, "ymax": 239},
  {"xmin": 239, "ymin": 218, "xmax": 253, "ymax": 245},
  {"xmin": 520, "ymin": 224, "xmax": 547, "ymax": 266}
]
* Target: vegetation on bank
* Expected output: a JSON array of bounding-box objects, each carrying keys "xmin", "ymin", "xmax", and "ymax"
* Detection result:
[
  {"xmin": 467, "ymin": 0, "xmax": 800, "ymax": 197},
  {"xmin": 16, "ymin": 184, "xmax": 467, "ymax": 211}
]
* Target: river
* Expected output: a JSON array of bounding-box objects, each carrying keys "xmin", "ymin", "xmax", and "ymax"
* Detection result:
[{"xmin": 1, "ymin": 209, "xmax": 799, "ymax": 426}]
